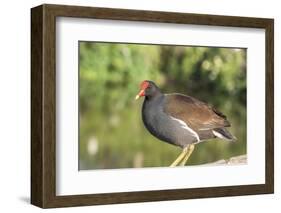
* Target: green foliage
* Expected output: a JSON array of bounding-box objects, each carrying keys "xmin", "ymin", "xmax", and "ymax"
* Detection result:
[{"xmin": 79, "ymin": 42, "xmax": 246, "ymax": 170}]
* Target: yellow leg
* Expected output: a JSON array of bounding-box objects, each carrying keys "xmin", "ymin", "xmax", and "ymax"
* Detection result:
[
  {"xmin": 170, "ymin": 147, "xmax": 188, "ymax": 167},
  {"xmin": 180, "ymin": 144, "xmax": 195, "ymax": 166}
]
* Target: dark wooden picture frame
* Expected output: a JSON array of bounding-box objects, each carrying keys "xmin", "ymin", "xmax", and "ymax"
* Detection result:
[{"xmin": 31, "ymin": 4, "xmax": 274, "ymax": 208}]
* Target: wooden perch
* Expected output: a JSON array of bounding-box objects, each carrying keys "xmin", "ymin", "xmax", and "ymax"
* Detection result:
[{"xmin": 204, "ymin": 154, "xmax": 247, "ymax": 165}]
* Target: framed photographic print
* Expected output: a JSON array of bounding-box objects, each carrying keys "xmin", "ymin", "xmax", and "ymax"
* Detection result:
[{"xmin": 31, "ymin": 4, "xmax": 274, "ymax": 208}]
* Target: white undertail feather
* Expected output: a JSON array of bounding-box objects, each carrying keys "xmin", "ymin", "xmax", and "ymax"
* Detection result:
[
  {"xmin": 170, "ymin": 116, "xmax": 200, "ymax": 142},
  {"xmin": 212, "ymin": 130, "xmax": 224, "ymax": 138},
  {"xmin": 212, "ymin": 130, "xmax": 234, "ymax": 141}
]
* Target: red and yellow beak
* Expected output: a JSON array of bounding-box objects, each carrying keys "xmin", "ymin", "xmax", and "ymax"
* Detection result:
[{"xmin": 135, "ymin": 89, "xmax": 145, "ymax": 100}]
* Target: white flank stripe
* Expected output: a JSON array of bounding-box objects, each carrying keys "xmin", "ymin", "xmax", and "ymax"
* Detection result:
[{"xmin": 170, "ymin": 116, "xmax": 200, "ymax": 142}]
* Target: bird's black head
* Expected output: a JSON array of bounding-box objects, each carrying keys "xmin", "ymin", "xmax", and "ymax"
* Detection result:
[{"xmin": 135, "ymin": 80, "xmax": 162, "ymax": 100}]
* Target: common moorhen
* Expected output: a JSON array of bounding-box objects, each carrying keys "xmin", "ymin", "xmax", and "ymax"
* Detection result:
[{"xmin": 135, "ymin": 80, "xmax": 236, "ymax": 167}]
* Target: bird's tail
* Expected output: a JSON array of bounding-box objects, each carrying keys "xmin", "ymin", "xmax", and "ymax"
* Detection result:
[{"xmin": 213, "ymin": 128, "xmax": 237, "ymax": 142}]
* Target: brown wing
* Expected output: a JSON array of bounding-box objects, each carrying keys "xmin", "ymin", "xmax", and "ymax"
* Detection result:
[{"xmin": 164, "ymin": 94, "xmax": 230, "ymax": 131}]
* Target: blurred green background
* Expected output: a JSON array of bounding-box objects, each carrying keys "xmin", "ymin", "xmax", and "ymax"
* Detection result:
[{"xmin": 79, "ymin": 42, "xmax": 246, "ymax": 170}]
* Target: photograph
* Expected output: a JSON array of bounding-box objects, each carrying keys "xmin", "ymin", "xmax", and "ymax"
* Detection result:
[
  {"xmin": 30, "ymin": 4, "xmax": 274, "ymax": 208},
  {"xmin": 78, "ymin": 42, "xmax": 247, "ymax": 170}
]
